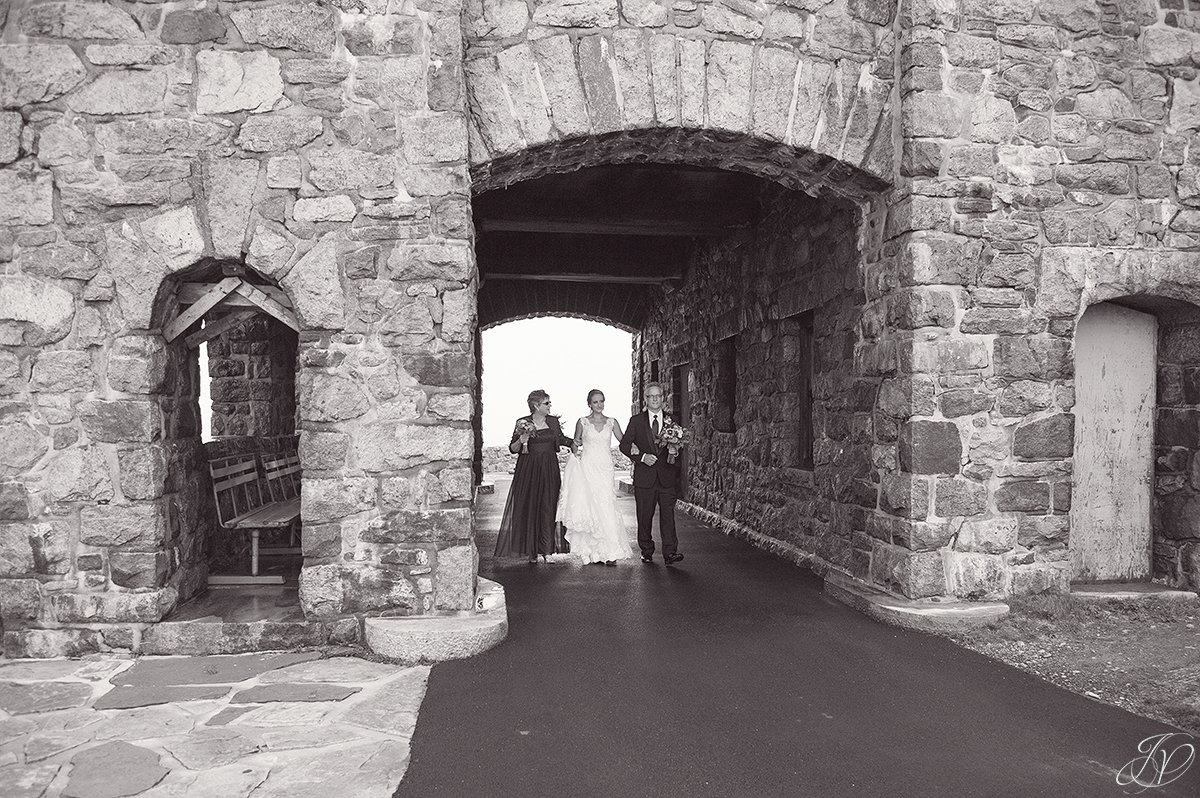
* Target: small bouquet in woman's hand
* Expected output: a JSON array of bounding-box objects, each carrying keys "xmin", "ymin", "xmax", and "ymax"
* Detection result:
[
  {"xmin": 515, "ymin": 419, "xmax": 538, "ymax": 453},
  {"xmin": 656, "ymin": 418, "xmax": 689, "ymax": 464}
]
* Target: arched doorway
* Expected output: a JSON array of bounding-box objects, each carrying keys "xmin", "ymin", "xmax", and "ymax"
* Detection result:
[{"xmin": 1072, "ymin": 297, "xmax": 1200, "ymax": 590}]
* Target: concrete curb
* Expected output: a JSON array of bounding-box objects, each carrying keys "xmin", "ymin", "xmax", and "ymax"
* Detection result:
[
  {"xmin": 823, "ymin": 571, "xmax": 1009, "ymax": 632},
  {"xmin": 365, "ymin": 578, "xmax": 509, "ymax": 663}
]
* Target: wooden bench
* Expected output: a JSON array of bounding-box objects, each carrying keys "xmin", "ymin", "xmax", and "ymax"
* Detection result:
[{"xmin": 208, "ymin": 452, "xmax": 301, "ymax": 585}]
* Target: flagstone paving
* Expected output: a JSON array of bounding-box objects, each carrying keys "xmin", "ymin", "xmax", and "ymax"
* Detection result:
[{"xmin": 0, "ymin": 653, "xmax": 429, "ymax": 797}]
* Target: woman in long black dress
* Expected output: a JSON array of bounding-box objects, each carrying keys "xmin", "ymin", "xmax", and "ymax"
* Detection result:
[{"xmin": 495, "ymin": 389, "xmax": 575, "ymax": 563}]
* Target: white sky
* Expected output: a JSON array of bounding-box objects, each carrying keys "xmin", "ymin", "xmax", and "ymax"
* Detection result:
[{"xmin": 481, "ymin": 317, "xmax": 635, "ymax": 445}]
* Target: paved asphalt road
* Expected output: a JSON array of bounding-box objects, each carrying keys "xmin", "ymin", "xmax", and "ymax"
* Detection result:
[{"xmin": 396, "ymin": 479, "xmax": 1200, "ymax": 797}]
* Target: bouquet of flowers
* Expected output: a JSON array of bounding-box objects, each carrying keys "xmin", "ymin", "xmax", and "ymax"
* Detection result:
[
  {"xmin": 656, "ymin": 418, "xmax": 689, "ymax": 464},
  {"xmin": 515, "ymin": 419, "xmax": 538, "ymax": 453}
]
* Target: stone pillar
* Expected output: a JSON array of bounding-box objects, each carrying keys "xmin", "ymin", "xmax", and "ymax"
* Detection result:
[{"xmin": 291, "ymin": 0, "xmax": 479, "ymax": 619}]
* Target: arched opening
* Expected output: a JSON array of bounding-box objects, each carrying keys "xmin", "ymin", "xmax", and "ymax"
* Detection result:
[
  {"xmin": 478, "ymin": 316, "xmax": 634, "ymax": 482},
  {"xmin": 1072, "ymin": 297, "xmax": 1200, "ymax": 591},
  {"xmin": 471, "ymin": 130, "xmax": 888, "ymax": 578},
  {"xmin": 151, "ymin": 261, "xmax": 302, "ymax": 618}
]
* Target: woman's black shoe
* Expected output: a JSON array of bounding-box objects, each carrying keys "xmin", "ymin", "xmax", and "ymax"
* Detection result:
[{"xmin": 604, "ymin": 560, "xmax": 616, "ymax": 567}]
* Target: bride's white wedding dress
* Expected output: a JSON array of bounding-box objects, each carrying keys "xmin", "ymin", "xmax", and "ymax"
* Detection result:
[{"xmin": 558, "ymin": 417, "xmax": 632, "ymax": 563}]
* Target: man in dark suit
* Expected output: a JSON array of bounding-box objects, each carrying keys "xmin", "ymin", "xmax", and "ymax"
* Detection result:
[{"xmin": 619, "ymin": 382, "xmax": 684, "ymax": 565}]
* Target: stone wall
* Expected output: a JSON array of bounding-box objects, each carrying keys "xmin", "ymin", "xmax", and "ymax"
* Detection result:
[
  {"xmin": 876, "ymin": 0, "xmax": 1200, "ymax": 597},
  {"xmin": 208, "ymin": 315, "xmax": 298, "ymax": 439},
  {"xmin": 0, "ymin": 0, "xmax": 477, "ymax": 655},
  {"xmin": 639, "ymin": 185, "xmax": 886, "ymax": 576},
  {"xmin": 1156, "ymin": 316, "xmax": 1200, "ymax": 590}
]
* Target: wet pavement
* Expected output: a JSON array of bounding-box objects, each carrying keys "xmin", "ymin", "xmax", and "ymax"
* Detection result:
[{"xmin": 396, "ymin": 477, "xmax": 1200, "ymax": 797}]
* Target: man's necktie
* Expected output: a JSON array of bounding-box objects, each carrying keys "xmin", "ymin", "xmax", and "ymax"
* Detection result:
[{"xmin": 652, "ymin": 416, "xmax": 660, "ymax": 437}]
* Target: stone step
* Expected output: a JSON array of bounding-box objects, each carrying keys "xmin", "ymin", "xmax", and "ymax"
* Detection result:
[
  {"xmin": 138, "ymin": 619, "xmax": 346, "ymax": 656},
  {"xmin": 823, "ymin": 570, "xmax": 1009, "ymax": 632},
  {"xmin": 1070, "ymin": 583, "xmax": 1199, "ymax": 602},
  {"xmin": 365, "ymin": 578, "xmax": 508, "ymax": 664}
]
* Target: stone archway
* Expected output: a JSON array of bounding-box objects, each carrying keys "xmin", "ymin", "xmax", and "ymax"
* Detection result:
[
  {"xmin": 468, "ymin": 117, "xmax": 895, "ymax": 592},
  {"xmin": 463, "ymin": 21, "xmax": 897, "ymax": 197}
]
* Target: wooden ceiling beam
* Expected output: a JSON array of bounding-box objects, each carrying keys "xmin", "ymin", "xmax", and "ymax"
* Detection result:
[
  {"xmin": 483, "ymin": 272, "xmax": 679, "ymax": 284},
  {"xmin": 163, "ymin": 277, "xmax": 241, "ymax": 342},
  {"xmin": 178, "ymin": 282, "xmax": 292, "ymax": 308},
  {"xmin": 476, "ymin": 217, "xmax": 746, "ymax": 236}
]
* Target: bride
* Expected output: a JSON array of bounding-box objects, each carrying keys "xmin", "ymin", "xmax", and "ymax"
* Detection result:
[{"xmin": 557, "ymin": 389, "xmax": 633, "ymax": 566}]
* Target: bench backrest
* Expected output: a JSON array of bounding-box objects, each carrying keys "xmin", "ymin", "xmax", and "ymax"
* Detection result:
[
  {"xmin": 209, "ymin": 456, "xmax": 264, "ymax": 528},
  {"xmin": 261, "ymin": 453, "xmax": 301, "ymax": 503}
]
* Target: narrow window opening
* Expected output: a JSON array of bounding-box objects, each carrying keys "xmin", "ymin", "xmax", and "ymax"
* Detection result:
[{"xmin": 714, "ymin": 337, "xmax": 737, "ymax": 433}]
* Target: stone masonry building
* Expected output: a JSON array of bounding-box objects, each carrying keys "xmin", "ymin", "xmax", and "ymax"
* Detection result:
[{"xmin": 2, "ymin": 0, "xmax": 1200, "ymax": 655}]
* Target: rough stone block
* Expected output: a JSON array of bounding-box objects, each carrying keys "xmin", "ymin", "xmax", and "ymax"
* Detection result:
[
  {"xmin": 0, "ymin": 111, "xmax": 20, "ymax": 164},
  {"xmin": 46, "ymin": 447, "xmax": 114, "ymax": 503},
  {"xmin": 1158, "ymin": 489, "xmax": 1200, "ymax": 539},
  {"xmin": 301, "ymin": 478, "xmax": 374, "ymax": 524},
  {"xmin": 533, "ymin": 0, "xmax": 617, "ymax": 26},
  {"xmin": 237, "ymin": 115, "xmax": 324, "ymax": 153},
  {"xmin": 360, "ymin": 508, "xmax": 472, "ymax": 543},
  {"xmin": 993, "ymin": 337, "xmax": 1071, "ymax": 381},
  {"xmin": 899, "ymin": 420, "xmax": 962, "ymax": 475},
  {"xmin": 0, "ymin": 168, "xmax": 53, "ymax": 226},
  {"xmin": 298, "ymin": 431, "xmax": 350, "ymax": 471},
  {"xmin": 161, "ymin": 10, "xmax": 227, "ymax": 43},
  {"xmin": 308, "ymin": 149, "xmax": 395, "ymax": 192},
  {"xmin": 945, "ymin": 551, "xmax": 1006, "ymax": 599},
  {"xmin": 109, "ymin": 551, "xmax": 168, "ymax": 588},
  {"xmin": 530, "ymin": 35, "xmax": 589, "ymax": 138},
  {"xmin": 80, "ymin": 503, "xmax": 164, "ymax": 549},
  {"xmin": 294, "ymin": 196, "xmax": 357, "ymax": 223},
  {"xmin": 68, "ymin": 70, "xmax": 167, "ymax": 116},
  {"xmin": 0, "ymin": 44, "xmax": 88, "ymax": 107},
  {"xmin": 32, "ymin": 350, "xmax": 93, "ymax": 392},
  {"xmin": 0, "ymin": 424, "xmax": 49, "ymax": 473},
  {"xmin": 356, "ymin": 424, "xmax": 472, "ymax": 472},
  {"xmin": 433, "ymin": 543, "xmax": 476, "ymax": 610},
  {"xmin": 343, "ymin": 566, "xmax": 421, "ymax": 614},
  {"xmin": 0, "ymin": 482, "xmax": 30, "ymax": 521},
  {"xmin": 879, "ymin": 473, "xmax": 931, "ymax": 519},
  {"xmin": 196, "ymin": 50, "xmax": 283, "ymax": 115},
  {"xmin": 0, "ymin": 577, "xmax": 42, "ymax": 619},
  {"xmin": 891, "ymin": 518, "xmax": 953, "ymax": 551},
  {"xmin": 577, "ymin": 36, "xmax": 621, "ymax": 133},
  {"xmin": 3, "ymin": 628, "xmax": 102, "ymax": 658},
  {"xmin": 1013, "ymin": 414, "xmax": 1074, "ymax": 460},
  {"xmin": 902, "ymin": 92, "xmax": 963, "ymax": 138},
  {"xmin": 48, "ymin": 588, "xmax": 176, "ymax": 623},
  {"xmin": 1008, "ymin": 562, "xmax": 1069, "ymax": 595},
  {"xmin": 80, "ymin": 400, "xmax": 159, "ymax": 443},
  {"xmin": 994, "ymin": 481, "xmax": 1050, "ymax": 513},
  {"xmin": 230, "ymin": 4, "xmax": 337, "ymax": 55},
  {"xmin": 934, "ymin": 477, "xmax": 988, "ymax": 517},
  {"xmin": 299, "ymin": 563, "xmax": 344, "ymax": 618},
  {"xmin": 870, "ymin": 541, "xmax": 945, "ymax": 598},
  {"xmin": 939, "ymin": 390, "xmax": 993, "ymax": 418}
]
